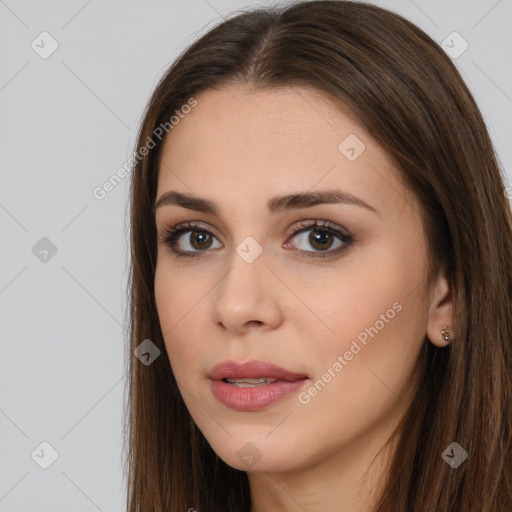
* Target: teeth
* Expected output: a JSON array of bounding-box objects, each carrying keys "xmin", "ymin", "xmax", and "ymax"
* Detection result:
[{"xmin": 225, "ymin": 377, "xmax": 278, "ymax": 387}]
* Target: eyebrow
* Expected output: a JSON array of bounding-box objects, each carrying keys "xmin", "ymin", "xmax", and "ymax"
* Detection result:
[{"xmin": 154, "ymin": 189, "xmax": 378, "ymax": 215}]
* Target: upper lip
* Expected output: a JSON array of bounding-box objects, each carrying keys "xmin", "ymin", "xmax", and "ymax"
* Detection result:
[{"xmin": 208, "ymin": 360, "xmax": 308, "ymax": 381}]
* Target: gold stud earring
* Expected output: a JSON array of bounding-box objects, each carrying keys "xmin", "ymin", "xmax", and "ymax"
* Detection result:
[{"xmin": 441, "ymin": 324, "xmax": 451, "ymax": 342}]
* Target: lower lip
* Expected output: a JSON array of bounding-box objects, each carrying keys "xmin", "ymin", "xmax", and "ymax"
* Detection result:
[{"xmin": 210, "ymin": 379, "xmax": 308, "ymax": 411}]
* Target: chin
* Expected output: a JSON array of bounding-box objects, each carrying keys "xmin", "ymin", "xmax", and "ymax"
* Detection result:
[{"xmin": 203, "ymin": 432, "xmax": 306, "ymax": 473}]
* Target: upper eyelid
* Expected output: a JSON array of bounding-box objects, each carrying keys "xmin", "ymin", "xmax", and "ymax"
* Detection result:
[
  {"xmin": 160, "ymin": 220, "xmax": 353, "ymax": 247},
  {"xmin": 160, "ymin": 219, "xmax": 348, "ymax": 237}
]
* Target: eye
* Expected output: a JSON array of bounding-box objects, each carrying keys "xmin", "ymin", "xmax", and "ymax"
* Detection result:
[
  {"xmin": 158, "ymin": 219, "xmax": 354, "ymax": 259},
  {"xmin": 284, "ymin": 220, "xmax": 354, "ymax": 258},
  {"xmin": 158, "ymin": 221, "xmax": 222, "ymax": 258}
]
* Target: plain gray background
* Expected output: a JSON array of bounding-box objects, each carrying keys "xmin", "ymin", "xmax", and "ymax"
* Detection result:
[{"xmin": 0, "ymin": 0, "xmax": 510, "ymax": 510}]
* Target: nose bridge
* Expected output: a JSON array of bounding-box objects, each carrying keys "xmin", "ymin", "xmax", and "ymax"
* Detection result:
[
  {"xmin": 218, "ymin": 241, "xmax": 267, "ymax": 306},
  {"xmin": 211, "ymin": 239, "xmax": 283, "ymax": 331}
]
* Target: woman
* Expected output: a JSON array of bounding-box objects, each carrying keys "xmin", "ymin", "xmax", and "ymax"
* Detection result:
[{"xmin": 124, "ymin": 1, "xmax": 512, "ymax": 510}]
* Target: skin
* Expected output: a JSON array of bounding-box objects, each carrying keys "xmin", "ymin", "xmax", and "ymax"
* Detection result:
[{"xmin": 153, "ymin": 84, "xmax": 453, "ymax": 512}]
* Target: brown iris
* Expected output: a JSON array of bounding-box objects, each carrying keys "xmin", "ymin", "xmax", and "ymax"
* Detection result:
[
  {"xmin": 189, "ymin": 231, "xmax": 213, "ymax": 250},
  {"xmin": 309, "ymin": 230, "xmax": 334, "ymax": 251}
]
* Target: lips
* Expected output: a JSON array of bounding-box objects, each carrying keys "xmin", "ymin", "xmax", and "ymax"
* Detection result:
[
  {"xmin": 208, "ymin": 360, "xmax": 308, "ymax": 382},
  {"xmin": 208, "ymin": 360, "xmax": 309, "ymax": 411}
]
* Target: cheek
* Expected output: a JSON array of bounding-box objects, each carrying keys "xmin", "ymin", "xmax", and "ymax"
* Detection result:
[
  {"xmin": 302, "ymin": 239, "xmax": 428, "ymax": 386},
  {"xmin": 293, "ymin": 280, "xmax": 426, "ymax": 449},
  {"xmin": 310, "ymin": 283, "xmax": 408, "ymax": 384},
  {"xmin": 154, "ymin": 263, "xmax": 207, "ymax": 375}
]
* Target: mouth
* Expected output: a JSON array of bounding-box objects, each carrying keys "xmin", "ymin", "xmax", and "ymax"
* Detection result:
[
  {"xmin": 222, "ymin": 377, "xmax": 281, "ymax": 387},
  {"xmin": 208, "ymin": 360, "xmax": 309, "ymax": 411}
]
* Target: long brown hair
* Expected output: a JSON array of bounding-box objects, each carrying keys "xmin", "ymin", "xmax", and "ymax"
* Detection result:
[{"xmin": 123, "ymin": 1, "xmax": 512, "ymax": 510}]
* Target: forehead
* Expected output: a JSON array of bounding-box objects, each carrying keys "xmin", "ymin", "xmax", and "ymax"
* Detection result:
[{"xmin": 156, "ymin": 85, "xmax": 412, "ymax": 218}]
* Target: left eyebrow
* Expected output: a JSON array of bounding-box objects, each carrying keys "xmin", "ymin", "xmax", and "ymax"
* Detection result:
[
  {"xmin": 154, "ymin": 189, "xmax": 379, "ymax": 215},
  {"xmin": 267, "ymin": 189, "xmax": 379, "ymax": 215}
]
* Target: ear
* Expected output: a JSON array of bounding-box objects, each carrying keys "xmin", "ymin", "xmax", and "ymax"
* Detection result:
[{"xmin": 425, "ymin": 270, "xmax": 454, "ymax": 347}]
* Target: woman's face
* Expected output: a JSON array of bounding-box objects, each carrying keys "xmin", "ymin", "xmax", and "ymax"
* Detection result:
[{"xmin": 154, "ymin": 85, "xmax": 451, "ymax": 475}]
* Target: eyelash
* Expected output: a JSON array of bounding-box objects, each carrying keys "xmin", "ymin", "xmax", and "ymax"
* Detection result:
[{"xmin": 158, "ymin": 220, "xmax": 355, "ymax": 259}]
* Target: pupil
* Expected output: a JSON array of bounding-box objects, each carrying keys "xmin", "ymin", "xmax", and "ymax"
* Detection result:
[{"xmin": 309, "ymin": 230, "xmax": 332, "ymax": 250}]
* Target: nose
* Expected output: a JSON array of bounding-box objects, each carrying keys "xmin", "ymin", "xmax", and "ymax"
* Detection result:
[{"xmin": 211, "ymin": 247, "xmax": 284, "ymax": 335}]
